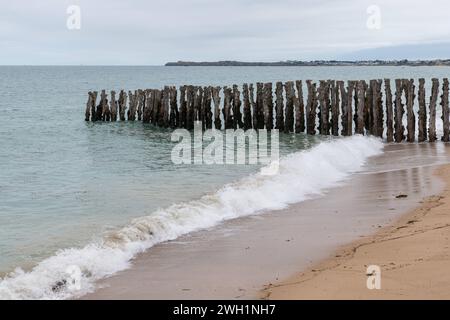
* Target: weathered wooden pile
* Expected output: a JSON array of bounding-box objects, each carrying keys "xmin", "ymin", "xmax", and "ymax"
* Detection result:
[{"xmin": 84, "ymin": 78, "xmax": 450, "ymax": 142}]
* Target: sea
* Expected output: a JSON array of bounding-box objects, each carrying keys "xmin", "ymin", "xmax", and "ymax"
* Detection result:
[{"xmin": 1, "ymin": 65, "xmax": 449, "ymax": 299}]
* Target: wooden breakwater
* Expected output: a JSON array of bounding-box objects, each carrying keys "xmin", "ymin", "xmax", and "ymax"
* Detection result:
[{"xmin": 84, "ymin": 78, "xmax": 450, "ymax": 143}]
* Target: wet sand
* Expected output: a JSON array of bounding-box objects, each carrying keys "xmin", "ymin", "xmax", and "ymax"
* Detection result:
[
  {"xmin": 84, "ymin": 143, "xmax": 449, "ymax": 299},
  {"xmin": 264, "ymin": 155, "xmax": 450, "ymax": 299}
]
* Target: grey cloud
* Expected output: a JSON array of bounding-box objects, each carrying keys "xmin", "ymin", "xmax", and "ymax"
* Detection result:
[{"xmin": 0, "ymin": 0, "xmax": 449, "ymax": 64}]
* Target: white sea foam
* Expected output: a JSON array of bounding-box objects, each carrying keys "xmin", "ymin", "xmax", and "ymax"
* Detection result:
[{"xmin": 0, "ymin": 135, "xmax": 384, "ymax": 300}]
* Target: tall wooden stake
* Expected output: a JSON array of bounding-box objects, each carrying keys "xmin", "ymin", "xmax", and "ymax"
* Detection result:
[
  {"xmin": 441, "ymin": 78, "xmax": 449, "ymax": 142},
  {"xmin": 212, "ymin": 86, "xmax": 222, "ymax": 130},
  {"xmin": 385, "ymin": 79, "xmax": 393, "ymax": 142},
  {"xmin": 243, "ymin": 83, "xmax": 252, "ymax": 130},
  {"xmin": 284, "ymin": 81, "xmax": 295, "ymax": 133},
  {"xmin": 295, "ymin": 80, "xmax": 305, "ymax": 133},
  {"xmin": 394, "ymin": 79, "xmax": 405, "ymax": 142}
]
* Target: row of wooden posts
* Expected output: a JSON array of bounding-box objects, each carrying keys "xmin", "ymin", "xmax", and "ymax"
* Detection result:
[{"xmin": 84, "ymin": 78, "xmax": 450, "ymax": 143}]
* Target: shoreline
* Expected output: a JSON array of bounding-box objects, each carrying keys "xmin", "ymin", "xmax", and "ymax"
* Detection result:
[
  {"xmin": 83, "ymin": 143, "xmax": 448, "ymax": 299},
  {"xmin": 263, "ymin": 163, "xmax": 450, "ymax": 299}
]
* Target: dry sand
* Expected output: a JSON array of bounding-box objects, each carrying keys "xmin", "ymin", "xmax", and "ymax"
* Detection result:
[{"xmin": 264, "ymin": 164, "xmax": 450, "ymax": 300}]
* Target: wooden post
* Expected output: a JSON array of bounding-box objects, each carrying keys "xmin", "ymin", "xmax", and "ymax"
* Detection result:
[
  {"xmin": 353, "ymin": 82, "xmax": 358, "ymax": 131},
  {"xmin": 110, "ymin": 91, "xmax": 117, "ymax": 122},
  {"xmin": 133, "ymin": 90, "xmax": 139, "ymax": 121},
  {"xmin": 149, "ymin": 89, "xmax": 155, "ymax": 124},
  {"xmin": 90, "ymin": 91, "xmax": 98, "ymax": 121},
  {"xmin": 206, "ymin": 86, "xmax": 213, "ymax": 129},
  {"xmin": 97, "ymin": 90, "xmax": 108, "ymax": 121},
  {"xmin": 199, "ymin": 87, "xmax": 204, "ymax": 125},
  {"xmin": 169, "ymin": 86, "xmax": 179, "ymax": 128},
  {"xmin": 306, "ymin": 80, "xmax": 317, "ymax": 135},
  {"xmin": 223, "ymin": 86, "xmax": 233, "ymax": 129},
  {"xmin": 196, "ymin": 87, "xmax": 203, "ymax": 128},
  {"xmin": 105, "ymin": 98, "xmax": 111, "ymax": 121},
  {"xmin": 317, "ymin": 81, "xmax": 324, "ymax": 134},
  {"xmin": 179, "ymin": 86, "xmax": 187, "ymax": 129},
  {"xmin": 418, "ymin": 78, "xmax": 427, "ymax": 142},
  {"xmin": 394, "ymin": 79, "xmax": 405, "ymax": 142},
  {"xmin": 163, "ymin": 86, "xmax": 171, "ymax": 128},
  {"xmin": 365, "ymin": 81, "xmax": 373, "ymax": 134},
  {"xmin": 248, "ymin": 84, "xmax": 256, "ymax": 130},
  {"xmin": 330, "ymin": 80, "xmax": 339, "ymax": 136},
  {"xmin": 405, "ymin": 79, "xmax": 416, "ymax": 142},
  {"xmin": 157, "ymin": 89, "xmax": 163, "ymax": 127},
  {"xmin": 349, "ymin": 81, "xmax": 356, "ymax": 136},
  {"xmin": 143, "ymin": 90, "xmax": 152, "ymax": 123},
  {"xmin": 368, "ymin": 80, "xmax": 376, "ymax": 135},
  {"xmin": 201, "ymin": 87, "xmax": 206, "ymax": 127},
  {"xmin": 118, "ymin": 90, "xmax": 127, "ymax": 121},
  {"xmin": 343, "ymin": 81, "xmax": 350, "ymax": 136},
  {"xmin": 284, "ymin": 81, "xmax": 295, "ymax": 133},
  {"xmin": 137, "ymin": 89, "xmax": 143, "ymax": 121},
  {"xmin": 355, "ymin": 80, "xmax": 365, "ymax": 135},
  {"xmin": 203, "ymin": 86, "xmax": 212, "ymax": 130},
  {"xmin": 189, "ymin": 86, "xmax": 197, "ymax": 125},
  {"xmin": 199, "ymin": 86, "xmax": 206, "ymax": 129},
  {"xmin": 193, "ymin": 86, "xmax": 203, "ymax": 124},
  {"xmin": 441, "ymin": 78, "xmax": 449, "ymax": 142},
  {"xmin": 371, "ymin": 79, "xmax": 383, "ymax": 137},
  {"xmin": 264, "ymin": 82, "xmax": 274, "ymax": 130},
  {"xmin": 102, "ymin": 90, "xmax": 110, "ymax": 121},
  {"xmin": 152, "ymin": 89, "xmax": 162, "ymax": 127},
  {"xmin": 161, "ymin": 86, "xmax": 170, "ymax": 128},
  {"xmin": 198, "ymin": 87, "xmax": 204, "ymax": 125},
  {"xmin": 256, "ymin": 83, "xmax": 265, "ymax": 129},
  {"xmin": 95, "ymin": 98, "xmax": 102, "ymax": 122},
  {"xmin": 376, "ymin": 80, "xmax": 384, "ymax": 138},
  {"xmin": 128, "ymin": 90, "xmax": 138, "ymax": 121},
  {"xmin": 275, "ymin": 82, "xmax": 284, "ymax": 131},
  {"xmin": 127, "ymin": 90, "xmax": 133, "ymax": 121},
  {"xmin": 140, "ymin": 89, "xmax": 146, "ymax": 121},
  {"xmin": 267, "ymin": 83, "xmax": 274, "ymax": 130},
  {"xmin": 191, "ymin": 86, "xmax": 198, "ymax": 125},
  {"xmin": 142, "ymin": 89, "xmax": 148, "ymax": 122},
  {"xmin": 232, "ymin": 85, "xmax": 243, "ymax": 129},
  {"xmin": 85, "ymin": 92, "xmax": 92, "ymax": 121},
  {"xmin": 428, "ymin": 78, "xmax": 439, "ymax": 142},
  {"xmin": 150, "ymin": 90, "xmax": 156, "ymax": 125},
  {"xmin": 250, "ymin": 84, "xmax": 257, "ymax": 129},
  {"xmin": 186, "ymin": 86, "xmax": 194, "ymax": 130},
  {"xmin": 343, "ymin": 81, "xmax": 354, "ymax": 136},
  {"xmin": 200, "ymin": 87, "xmax": 206, "ymax": 129},
  {"xmin": 243, "ymin": 83, "xmax": 252, "ymax": 130},
  {"xmin": 97, "ymin": 90, "xmax": 107, "ymax": 121},
  {"xmin": 318, "ymin": 80, "xmax": 330, "ymax": 135},
  {"xmin": 212, "ymin": 86, "xmax": 222, "ymax": 130},
  {"xmin": 151, "ymin": 89, "xmax": 157, "ymax": 125},
  {"xmin": 385, "ymin": 79, "xmax": 394, "ymax": 142},
  {"xmin": 337, "ymin": 81, "xmax": 347, "ymax": 135},
  {"xmin": 317, "ymin": 81, "xmax": 324, "ymax": 135},
  {"xmin": 295, "ymin": 80, "xmax": 305, "ymax": 133}
]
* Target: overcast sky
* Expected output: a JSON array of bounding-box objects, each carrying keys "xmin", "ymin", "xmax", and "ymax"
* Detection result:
[{"xmin": 1, "ymin": 0, "xmax": 449, "ymax": 65}]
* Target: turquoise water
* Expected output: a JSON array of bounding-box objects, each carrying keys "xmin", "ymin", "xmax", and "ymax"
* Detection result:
[{"xmin": 1, "ymin": 65, "xmax": 449, "ymax": 276}]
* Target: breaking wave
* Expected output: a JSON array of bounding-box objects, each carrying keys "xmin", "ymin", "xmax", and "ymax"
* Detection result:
[{"xmin": 0, "ymin": 135, "xmax": 384, "ymax": 299}]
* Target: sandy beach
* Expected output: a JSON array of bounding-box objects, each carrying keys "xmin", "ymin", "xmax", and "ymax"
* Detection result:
[
  {"xmin": 264, "ymin": 160, "xmax": 450, "ymax": 299},
  {"xmin": 83, "ymin": 143, "xmax": 450, "ymax": 300}
]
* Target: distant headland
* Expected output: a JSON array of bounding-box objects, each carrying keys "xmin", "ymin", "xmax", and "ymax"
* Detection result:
[{"xmin": 165, "ymin": 59, "xmax": 450, "ymax": 67}]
